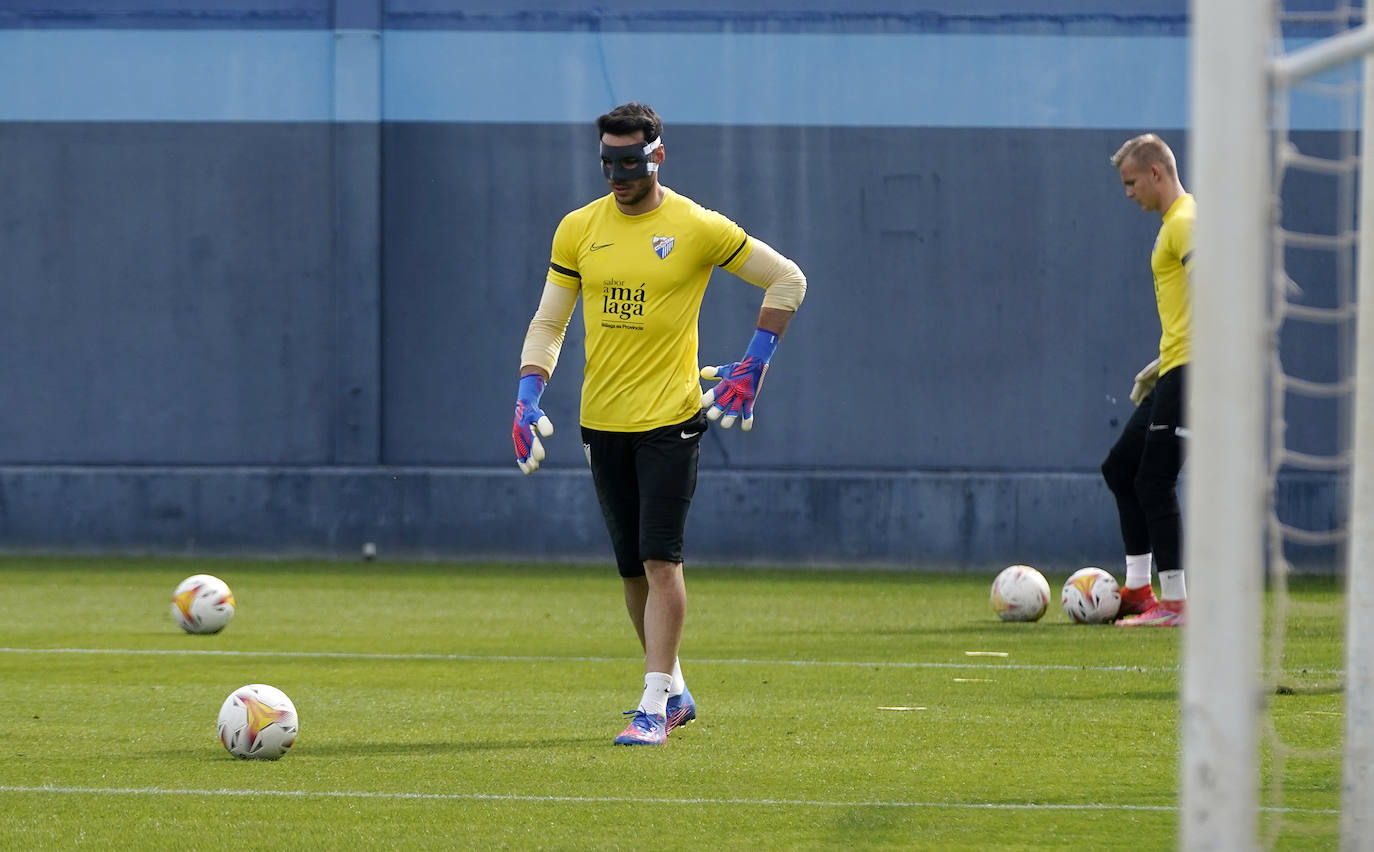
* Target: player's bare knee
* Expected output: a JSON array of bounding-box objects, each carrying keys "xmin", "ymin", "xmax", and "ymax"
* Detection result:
[{"xmin": 642, "ymin": 559, "xmax": 683, "ymax": 582}]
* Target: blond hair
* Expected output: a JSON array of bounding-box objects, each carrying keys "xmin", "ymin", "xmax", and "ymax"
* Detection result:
[{"xmin": 1111, "ymin": 133, "xmax": 1178, "ymax": 176}]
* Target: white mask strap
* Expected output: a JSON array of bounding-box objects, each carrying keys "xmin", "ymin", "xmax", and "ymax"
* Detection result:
[{"xmin": 644, "ymin": 136, "xmax": 663, "ymax": 173}]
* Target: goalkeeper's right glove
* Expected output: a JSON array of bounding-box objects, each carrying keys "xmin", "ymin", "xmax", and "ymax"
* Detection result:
[
  {"xmin": 512, "ymin": 374, "xmax": 554, "ymax": 474},
  {"xmin": 1129, "ymin": 357, "xmax": 1161, "ymax": 406}
]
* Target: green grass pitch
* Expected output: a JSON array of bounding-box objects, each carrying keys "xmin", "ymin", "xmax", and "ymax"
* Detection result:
[{"xmin": 0, "ymin": 557, "xmax": 1344, "ymax": 850}]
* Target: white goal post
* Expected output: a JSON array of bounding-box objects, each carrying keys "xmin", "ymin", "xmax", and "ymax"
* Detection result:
[
  {"xmin": 1183, "ymin": 2, "xmax": 1270, "ymax": 849},
  {"xmin": 1187, "ymin": 3, "xmax": 1374, "ymax": 849},
  {"xmin": 1345, "ymin": 29, "xmax": 1374, "ymax": 847}
]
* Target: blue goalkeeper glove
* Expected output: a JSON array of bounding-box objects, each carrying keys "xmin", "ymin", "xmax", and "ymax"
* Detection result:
[
  {"xmin": 700, "ymin": 328, "xmax": 779, "ymax": 431},
  {"xmin": 512, "ymin": 374, "xmax": 554, "ymax": 474}
]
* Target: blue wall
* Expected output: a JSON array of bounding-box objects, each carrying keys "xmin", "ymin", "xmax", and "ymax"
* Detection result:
[{"xmin": 0, "ymin": 1, "xmax": 1353, "ymax": 569}]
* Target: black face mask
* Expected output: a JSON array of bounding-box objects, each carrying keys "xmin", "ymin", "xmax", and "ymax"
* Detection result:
[{"xmin": 600, "ymin": 137, "xmax": 663, "ymax": 181}]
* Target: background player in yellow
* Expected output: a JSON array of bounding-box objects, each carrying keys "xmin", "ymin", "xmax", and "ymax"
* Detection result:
[
  {"xmin": 512, "ymin": 102, "xmax": 807, "ymax": 744},
  {"xmin": 1102, "ymin": 133, "xmax": 1194, "ymax": 627}
]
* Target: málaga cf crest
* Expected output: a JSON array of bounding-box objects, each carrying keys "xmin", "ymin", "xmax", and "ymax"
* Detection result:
[{"xmin": 652, "ymin": 235, "xmax": 675, "ymax": 259}]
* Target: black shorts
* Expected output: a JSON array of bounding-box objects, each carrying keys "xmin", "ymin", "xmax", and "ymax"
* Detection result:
[{"xmin": 582, "ymin": 410, "xmax": 708, "ymax": 578}]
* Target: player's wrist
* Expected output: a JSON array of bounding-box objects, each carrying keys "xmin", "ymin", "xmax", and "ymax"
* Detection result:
[
  {"xmin": 744, "ymin": 328, "xmax": 779, "ymax": 364},
  {"xmin": 517, "ymin": 374, "xmax": 546, "ymax": 403}
]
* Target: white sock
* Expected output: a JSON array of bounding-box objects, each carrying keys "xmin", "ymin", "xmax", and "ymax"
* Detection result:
[
  {"xmin": 1160, "ymin": 569, "xmax": 1187, "ymax": 601},
  {"xmin": 639, "ymin": 672, "xmax": 672, "ymax": 717},
  {"xmin": 1125, "ymin": 553, "xmax": 1153, "ymax": 590},
  {"xmin": 670, "ymin": 658, "xmax": 686, "ymax": 697}
]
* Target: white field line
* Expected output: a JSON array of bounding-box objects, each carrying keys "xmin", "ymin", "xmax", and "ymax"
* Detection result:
[
  {"xmin": 0, "ymin": 646, "xmax": 1187, "ymax": 673},
  {"xmin": 0, "ymin": 785, "xmax": 1339, "ymax": 814},
  {"xmin": 0, "ymin": 647, "xmax": 1346, "ymax": 678}
]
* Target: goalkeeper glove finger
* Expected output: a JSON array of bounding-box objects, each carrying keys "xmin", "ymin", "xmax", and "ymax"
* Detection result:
[
  {"xmin": 513, "ymin": 374, "xmax": 555, "ymax": 474},
  {"xmin": 1129, "ymin": 357, "xmax": 1162, "ymax": 406},
  {"xmin": 700, "ymin": 328, "xmax": 779, "ymax": 431}
]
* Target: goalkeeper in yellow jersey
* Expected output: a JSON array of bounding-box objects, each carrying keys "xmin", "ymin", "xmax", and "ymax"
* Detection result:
[
  {"xmin": 512, "ymin": 102, "xmax": 807, "ymax": 744},
  {"xmin": 1102, "ymin": 133, "xmax": 1193, "ymax": 628}
]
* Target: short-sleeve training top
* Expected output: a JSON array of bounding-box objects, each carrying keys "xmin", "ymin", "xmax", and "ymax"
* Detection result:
[
  {"xmin": 1153, "ymin": 193, "xmax": 1195, "ymax": 375},
  {"xmin": 546, "ymin": 187, "xmax": 754, "ymax": 431}
]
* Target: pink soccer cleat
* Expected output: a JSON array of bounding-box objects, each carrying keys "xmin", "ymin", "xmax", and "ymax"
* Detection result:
[
  {"xmin": 1117, "ymin": 584, "xmax": 1161, "ymax": 618},
  {"xmin": 1116, "ymin": 598, "xmax": 1186, "ymax": 627}
]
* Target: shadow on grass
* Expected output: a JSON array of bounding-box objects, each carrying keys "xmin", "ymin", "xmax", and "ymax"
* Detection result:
[
  {"xmin": 292, "ymin": 736, "xmax": 604, "ymax": 757},
  {"xmin": 1109, "ymin": 689, "xmax": 1179, "ymax": 701},
  {"xmin": 865, "ymin": 621, "xmax": 1158, "ymax": 636},
  {"xmin": 844, "ymin": 623, "xmax": 1055, "ymax": 637},
  {"xmin": 1273, "ymin": 683, "xmax": 1344, "ymax": 697},
  {"xmin": 147, "ymin": 736, "xmax": 605, "ymax": 762}
]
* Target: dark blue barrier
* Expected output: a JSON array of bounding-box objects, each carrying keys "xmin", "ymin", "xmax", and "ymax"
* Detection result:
[{"xmin": 0, "ymin": 2, "xmax": 1351, "ymax": 569}]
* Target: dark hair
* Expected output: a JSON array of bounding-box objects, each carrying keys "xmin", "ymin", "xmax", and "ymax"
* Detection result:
[{"xmin": 596, "ymin": 102, "xmax": 663, "ymax": 143}]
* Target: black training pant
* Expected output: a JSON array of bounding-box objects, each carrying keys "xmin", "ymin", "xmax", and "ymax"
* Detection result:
[{"xmin": 1101, "ymin": 365, "xmax": 1187, "ymax": 574}]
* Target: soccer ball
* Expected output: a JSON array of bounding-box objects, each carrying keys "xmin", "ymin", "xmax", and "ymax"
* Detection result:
[
  {"xmin": 218, "ymin": 683, "xmax": 298, "ymax": 760},
  {"xmin": 1061, "ymin": 566, "xmax": 1122, "ymax": 624},
  {"xmin": 171, "ymin": 574, "xmax": 236, "ymax": 634},
  {"xmin": 990, "ymin": 564, "xmax": 1051, "ymax": 622}
]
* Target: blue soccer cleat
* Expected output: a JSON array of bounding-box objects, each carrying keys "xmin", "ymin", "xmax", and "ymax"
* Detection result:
[
  {"xmin": 613, "ymin": 710, "xmax": 667, "ymax": 746},
  {"xmin": 666, "ymin": 687, "xmax": 696, "ymax": 732}
]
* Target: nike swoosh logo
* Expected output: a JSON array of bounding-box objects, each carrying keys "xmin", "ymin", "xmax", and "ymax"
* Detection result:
[
  {"xmin": 681, "ymin": 430, "xmax": 702, "ymax": 439},
  {"xmin": 590, "ymin": 242, "xmax": 614, "ymax": 251}
]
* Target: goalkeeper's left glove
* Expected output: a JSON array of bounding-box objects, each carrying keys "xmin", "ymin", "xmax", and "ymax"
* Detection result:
[
  {"xmin": 513, "ymin": 374, "xmax": 554, "ymax": 474},
  {"xmin": 1129, "ymin": 357, "xmax": 1161, "ymax": 406},
  {"xmin": 700, "ymin": 328, "xmax": 779, "ymax": 431}
]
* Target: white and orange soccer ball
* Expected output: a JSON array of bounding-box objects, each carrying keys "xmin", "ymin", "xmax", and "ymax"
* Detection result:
[
  {"xmin": 1061, "ymin": 566, "xmax": 1122, "ymax": 624},
  {"xmin": 170, "ymin": 574, "xmax": 236, "ymax": 634},
  {"xmin": 990, "ymin": 564, "xmax": 1051, "ymax": 622},
  {"xmin": 217, "ymin": 683, "xmax": 299, "ymax": 760}
]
